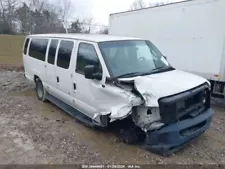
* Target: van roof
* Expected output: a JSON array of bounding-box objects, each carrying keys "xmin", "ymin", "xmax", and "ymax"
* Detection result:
[{"xmin": 28, "ymin": 33, "xmax": 141, "ymax": 42}]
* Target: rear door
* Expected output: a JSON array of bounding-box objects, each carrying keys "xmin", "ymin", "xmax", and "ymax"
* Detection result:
[
  {"xmin": 45, "ymin": 39, "xmax": 59, "ymax": 96},
  {"xmin": 55, "ymin": 39, "xmax": 76, "ymax": 106}
]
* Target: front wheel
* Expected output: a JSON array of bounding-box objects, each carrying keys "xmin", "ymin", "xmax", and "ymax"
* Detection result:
[
  {"xmin": 35, "ymin": 79, "xmax": 47, "ymax": 102},
  {"xmin": 120, "ymin": 127, "xmax": 140, "ymax": 145}
]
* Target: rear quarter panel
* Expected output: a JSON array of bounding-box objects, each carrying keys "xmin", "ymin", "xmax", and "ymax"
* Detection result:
[{"xmin": 23, "ymin": 37, "xmax": 47, "ymax": 83}]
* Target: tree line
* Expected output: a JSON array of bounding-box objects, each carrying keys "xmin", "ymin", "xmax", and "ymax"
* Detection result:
[
  {"xmin": 129, "ymin": 0, "xmax": 175, "ymax": 11},
  {"xmin": 0, "ymin": 0, "xmax": 108, "ymax": 35}
]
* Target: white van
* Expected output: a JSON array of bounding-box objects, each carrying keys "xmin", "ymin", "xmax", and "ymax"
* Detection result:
[{"xmin": 23, "ymin": 34, "xmax": 213, "ymax": 156}]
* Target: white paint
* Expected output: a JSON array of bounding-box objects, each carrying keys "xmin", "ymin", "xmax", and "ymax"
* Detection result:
[
  {"xmin": 30, "ymin": 33, "xmax": 140, "ymax": 43},
  {"xmin": 23, "ymin": 34, "xmax": 209, "ymax": 131},
  {"xmin": 134, "ymin": 69, "xmax": 207, "ymax": 105},
  {"xmin": 109, "ymin": 0, "xmax": 225, "ymax": 82}
]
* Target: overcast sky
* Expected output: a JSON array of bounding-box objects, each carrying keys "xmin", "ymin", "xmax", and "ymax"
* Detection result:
[{"xmin": 65, "ymin": 0, "xmax": 182, "ymax": 26}]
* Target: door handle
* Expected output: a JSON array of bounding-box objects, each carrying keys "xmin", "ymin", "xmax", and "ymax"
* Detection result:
[
  {"xmin": 73, "ymin": 83, "xmax": 76, "ymax": 90},
  {"xmin": 57, "ymin": 76, "xmax": 59, "ymax": 83}
]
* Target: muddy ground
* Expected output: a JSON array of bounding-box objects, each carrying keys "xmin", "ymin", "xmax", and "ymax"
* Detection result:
[{"xmin": 0, "ymin": 70, "xmax": 225, "ymax": 164}]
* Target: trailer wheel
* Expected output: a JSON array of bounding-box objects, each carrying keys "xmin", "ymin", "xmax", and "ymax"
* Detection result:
[
  {"xmin": 35, "ymin": 78, "xmax": 47, "ymax": 102},
  {"xmin": 120, "ymin": 127, "xmax": 139, "ymax": 145}
]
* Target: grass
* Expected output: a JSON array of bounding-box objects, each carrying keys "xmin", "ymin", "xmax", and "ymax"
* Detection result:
[{"xmin": 0, "ymin": 35, "xmax": 25, "ymax": 66}]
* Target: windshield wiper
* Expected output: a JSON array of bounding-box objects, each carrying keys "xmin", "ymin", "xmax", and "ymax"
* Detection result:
[
  {"xmin": 151, "ymin": 66, "xmax": 175, "ymax": 73},
  {"xmin": 116, "ymin": 67, "xmax": 175, "ymax": 79},
  {"xmin": 151, "ymin": 66, "xmax": 165, "ymax": 72},
  {"xmin": 137, "ymin": 66, "xmax": 174, "ymax": 76},
  {"xmin": 116, "ymin": 72, "xmax": 145, "ymax": 78}
]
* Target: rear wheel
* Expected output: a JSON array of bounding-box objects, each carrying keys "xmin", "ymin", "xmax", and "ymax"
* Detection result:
[{"xmin": 35, "ymin": 78, "xmax": 47, "ymax": 102}]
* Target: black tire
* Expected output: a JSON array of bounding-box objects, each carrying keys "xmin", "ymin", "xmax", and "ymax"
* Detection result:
[
  {"xmin": 120, "ymin": 127, "xmax": 139, "ymax": 145},
  {"xmin": 35, "ymin": 78, "xmax": 47, "ymax": 102}
]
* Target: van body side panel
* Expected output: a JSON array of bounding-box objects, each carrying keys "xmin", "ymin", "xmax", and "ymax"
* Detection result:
[
  {"xmin": 23, "ymin": 38, "xmax": 32, "ymax": 81},
  {"xmin": 24, "ymin": 37, "xmax": 49, "ymax": 83}
]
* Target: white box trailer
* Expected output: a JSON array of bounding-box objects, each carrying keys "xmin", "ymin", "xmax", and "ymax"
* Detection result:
[{"xmin": 109, "ymin": 0, "xmax": 225, "ymax": 98}]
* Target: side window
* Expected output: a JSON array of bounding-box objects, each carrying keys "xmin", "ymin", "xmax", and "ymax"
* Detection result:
[
  {"xmin": 48, "ymin": 39, "xmax": 59, "ymax": 65},
  {"xmin": 23, "ymin": 38, "xmax": 30, "ymax": 55},
  {"xmin": 57, "ymin": 40, "xmax": 74, "ymax": 69},
  {"xmin": 29, "ymin": 38, "xmax": 48, "ymax": 61},
  {"xmin": 76, "ymin": 43, "xmax": 101, "ymax": 74}
]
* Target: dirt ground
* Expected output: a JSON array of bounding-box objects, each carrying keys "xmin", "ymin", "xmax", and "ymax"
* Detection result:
[
  {"xmin": 0, "ymin": 35, "xmax": 24, "ymax": 66},
  {"xmin": 0, "ymin": 69, "xmax": 225, "ymax": 165}
]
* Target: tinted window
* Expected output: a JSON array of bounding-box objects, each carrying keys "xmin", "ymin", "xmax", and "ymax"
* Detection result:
[
  {"xmin": 29, "ymin": 38, "xmax": 48, "ymax": 61},
  {"xmin": 23, "ymin": 38, "xmax": 30, "ymax": 54},
  {"xmin": 76, "ymin": 43, "xmax": 101, "ymax": 74},
  {"xmin": 48, "ymin": 39, "xmax": 59, "ymax": 65},
  {"xmin": 57, "ymin": 40, "xmax": 74, "ymax": 69}
]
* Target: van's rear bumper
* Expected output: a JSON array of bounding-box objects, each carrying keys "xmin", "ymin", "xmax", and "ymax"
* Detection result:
[{"xmin": 144, "ymin": 108, "xmax": 213, "ymax": 156}]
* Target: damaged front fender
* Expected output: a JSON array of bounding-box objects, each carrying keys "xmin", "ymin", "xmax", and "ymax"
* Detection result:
[
  {"xmin": 109, "ymin": 94, "xmax": 143, "ymax": 120},
  {"xmin": 93, "ymin": 78, "xmax": 162, "ymax": 131},
  {"xmin": 92, "ymin": 81, "xmax": 143, "ymax": 122}
]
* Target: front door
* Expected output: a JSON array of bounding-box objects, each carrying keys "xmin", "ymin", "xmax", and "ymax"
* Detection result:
[{"xmin": 72, "ymin": 42, "xmax": 103, "ymax": 118}]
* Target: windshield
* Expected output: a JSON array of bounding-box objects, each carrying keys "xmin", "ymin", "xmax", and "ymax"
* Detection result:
[{"xmin": 98, "ymin": 40, "xmax": 172, "ymax": 78}]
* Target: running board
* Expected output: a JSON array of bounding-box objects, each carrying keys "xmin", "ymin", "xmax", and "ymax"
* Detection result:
[
  {"xmin": 47, "ymin": 94, "xmax": 95, "ymax": 128},
  {"xmin": 211, "ymin": 93, "xmax": 224, "ymax": 99}
]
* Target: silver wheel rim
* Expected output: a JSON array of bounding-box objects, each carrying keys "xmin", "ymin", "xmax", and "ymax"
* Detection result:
[{"xmin": 37, "ymin": 82, "xmax": 43, "ymax": 98}]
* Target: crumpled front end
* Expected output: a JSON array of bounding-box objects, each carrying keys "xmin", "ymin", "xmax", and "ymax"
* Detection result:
[
  {"xmin": 92, "ymin": 74, "xmax": 213, "ymax": 156},
  {"xmin": 144, "ymin": 108, "xmax": 213, "ymax": 156},
  {"xmin": 136, "ymin": 81, "xmax": 213, "ymax": 156}
]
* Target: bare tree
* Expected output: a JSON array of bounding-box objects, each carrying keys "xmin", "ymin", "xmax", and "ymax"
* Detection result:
[
  {"xmin": 0, "ymin": 0, "xmax": 75, "ymax": 34},
  {"xmin": 29, "ymin": 0, "xmax": 46, "ymax": 11},
  {"xmin": 130, "ymin": 0, "xmax": 147, "ymax": 10},
  {"xmin": 0, "ymin": 0, "xmax": 18, "ymax": 33},
  {"xmin": 69, "ymin": 19, "xmax": 83, "ymax": 33},
  {"xmin": 83, "ymin": 18, "xmax": 94, "ymax": 33},
  {"xmin": 61, "ymin": 0, "xmax": 72, "ymax": 22},
  {"xmin": 55, "ymin": 0, "xmax": 73, "ymax": 32},
  {"xmin": 16, "ymin": 3, "xmax": 31, "ymax": 34},
  {"xmin": 154, "ymin": 1, "xmax": 165, "ymax": 7},
  {"xmin": 99, "ymin": 27, "xmax": 108, "ymax": 34}
]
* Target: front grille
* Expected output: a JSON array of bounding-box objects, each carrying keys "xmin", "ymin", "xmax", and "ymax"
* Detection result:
[{"xmin": 158, "ymin": 83, "xmax": 210, "ymax": 124}]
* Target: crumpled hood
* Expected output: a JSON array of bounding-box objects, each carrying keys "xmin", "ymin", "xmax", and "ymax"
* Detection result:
[{"xmin": 120, "ymin": 70, "xmax": 208, "ymax": 107}]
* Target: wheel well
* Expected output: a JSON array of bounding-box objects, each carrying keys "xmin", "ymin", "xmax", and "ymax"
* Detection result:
[{"xmin": 34, "ymin": 75, "xmax": 40, "ymax": 82}]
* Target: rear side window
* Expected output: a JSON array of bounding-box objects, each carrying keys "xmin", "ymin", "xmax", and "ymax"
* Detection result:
[
  {"xmin": 29, "ymin": 38, "xmax": 48, "ymax": 61},
  {"xmin": 48, "ymin": 39, "xmax": 59, "ymax": 65},
  {"xmin": 57, "ymin": 40, "xmax": 74, "ymax": 69},
  {"xmin": 23, "ymin": 38, "xmax": 30, "ymax": 54},
  {"xmin": 76, "ymin": 43, "xmax": 101, "ymax": 74}
]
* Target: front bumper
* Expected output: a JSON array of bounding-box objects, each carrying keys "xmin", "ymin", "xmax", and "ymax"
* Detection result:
[{"xmin": 144, "ymin": 108, "xmax": 213, "ymax": 156}]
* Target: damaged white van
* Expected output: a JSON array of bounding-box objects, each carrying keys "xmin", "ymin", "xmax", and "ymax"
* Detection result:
[{"xmin": 23, "ymin": 34, "xmax": 213, "ymax": 156}]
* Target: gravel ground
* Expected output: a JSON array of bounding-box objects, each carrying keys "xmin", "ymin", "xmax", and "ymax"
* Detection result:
[{"xmin": 0, "ymin": 70, "xmax": 225, "ymax": 164}]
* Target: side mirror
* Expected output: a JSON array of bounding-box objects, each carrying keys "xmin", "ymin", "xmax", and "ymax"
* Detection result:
[{"xmin": 84, "ymin": 65, "xmax": 102, "ymax": 80}]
